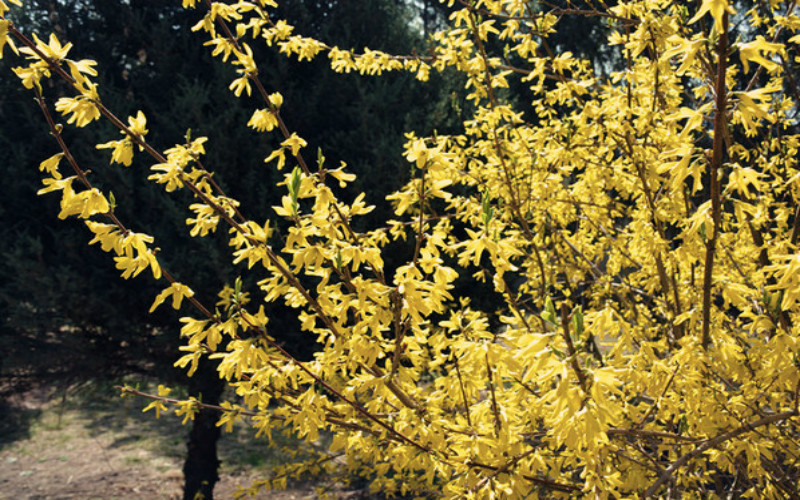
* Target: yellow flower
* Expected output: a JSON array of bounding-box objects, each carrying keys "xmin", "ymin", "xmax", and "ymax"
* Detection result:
[
  {"xmin": 281, "ymin": 133, "xmax": 307, "ymax": 156},
  {"xmin": 38, "ymin": 153, "xmax": 64, "ymax": 179},
  {"xmin": 19, "ymin": 32, "xmax": 72, "ymax": 61},
  {"xmin": 127, "ymin": 110, "xmax": 148, "ymax": 138},
  {"xmin": 65, "ymin": 58, "xmax": 97, "ymax": 87},
  {"xmin": 55, "ymin": 90, "xmax": 101, "ymax": 127},
  {"xmin": 150, "ymin": 282, "xmax": 195, "ymax": 313},
  {"xmin": 0, "ymin": 0, "xmax": 23, "ymax": 18},
  {"xmin": 96, "ymin": 139, "xmax": 134, "ymax": 166},
  {"xmin": 0, "ymin": 19, "xmax": 18, "ymax": 59},
  {"xmin": 247, "ymin": 108, "xmax": 278, "ymax": 132},
  {"xmin": 689, "ymin": 0, "xmax": 735, "ymax": 33}
]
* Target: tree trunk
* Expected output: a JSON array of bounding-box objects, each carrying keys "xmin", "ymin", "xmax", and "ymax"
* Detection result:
[{"xmin": 183, "ymin": 360, "xmax": 224, "ymax": 500}]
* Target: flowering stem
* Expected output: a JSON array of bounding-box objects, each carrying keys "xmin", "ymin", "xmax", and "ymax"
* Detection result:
[{"xmin": 702, "ymin": 11, "xmax": 729, "ymax": 350}]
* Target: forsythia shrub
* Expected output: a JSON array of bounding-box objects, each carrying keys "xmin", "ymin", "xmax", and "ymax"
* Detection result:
[{"xmin": 3, "ymin": 0, "xmax": 800, "ymax": 498}]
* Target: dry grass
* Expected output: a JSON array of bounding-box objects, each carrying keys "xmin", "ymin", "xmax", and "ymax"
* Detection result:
[{"xmin": 0, "ymin": 380, "xmax": 328, "ymax": 500}]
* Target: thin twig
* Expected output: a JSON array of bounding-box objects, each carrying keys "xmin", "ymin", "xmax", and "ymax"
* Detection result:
[
  {"xmin": 636, "ymin": 364, "xmax": 680, "ymax": 429},
  {"xmin": 454, "ymin": 358, "xmax": 473, "ymax": 428}
]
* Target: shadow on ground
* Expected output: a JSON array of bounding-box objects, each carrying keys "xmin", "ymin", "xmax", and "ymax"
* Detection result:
[
  {"xmin": 0, "ymin": 379, "xmax": 331, "ymax": 500},
  {"xmin": 0, "ymin": 398, "xmax": 41, "ymax": 449}
]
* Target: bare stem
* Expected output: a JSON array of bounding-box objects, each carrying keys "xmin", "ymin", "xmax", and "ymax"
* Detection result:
[
  {"xmin": 454, "ymin": 358, "xmax": 473, "ymax": 428},
  {"xmin": 701, "ymin": 11, "xmax": 730, "ymax": 350},
  {"xmin": 485, "ymin": 352, "xmax": 502, "ymax": 435}
]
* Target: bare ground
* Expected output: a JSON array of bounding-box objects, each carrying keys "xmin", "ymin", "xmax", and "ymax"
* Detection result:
[{"xmin": 0, "ymin": 384, "xmax": 330, "ymax": 500}]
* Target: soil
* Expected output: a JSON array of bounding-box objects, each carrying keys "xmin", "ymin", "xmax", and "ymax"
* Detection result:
[{"xmin": 0, "ymin": 384, "xmax": 330, "ymax": 500}]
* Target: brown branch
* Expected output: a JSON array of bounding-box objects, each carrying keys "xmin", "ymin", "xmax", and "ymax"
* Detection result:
[
  {"xmin": 466, "ymin": 459, "xmax": 581, "ymax": 493},
  {"xmin": 701, "ymin": 11, "xmax": 730, "ymax": 350},
  {"xmin": 119, "ymin": 386, "xmax": 259, "ymax": 417},
  {"xmin": 560, "ymin": 303, "xmax": 589, "ymax": 394},
  {"xmin": 628, "ymin": 132, "xmax": 683, "ymax": 340},
  {"xmin": 485, "ymin": 352, "xmax": 502, "ymax": 435},
  {"xmin": 389, "ymin": 288, "xmax": 406, "ymax": 380},
  {"xmin": 644, "ymin": 410, "xmax": 797, "ymax": 498},
  {"xmin": 413, "ymin": 166, "xmax": 426, "ymax": 267},
  {"xmin": 118, "ymin": 385, "xmax": 385, "ymax": 443},
  {"xmin": 468, "ymin": 447, "xmax": 538, "ymax": 493},
  {"xmin": 464, "ymin": 1, "xmax": 549, "ymax": 299},
  {"xmin": 202, "ymin": 0, "xmax": 371, "ymax": 258},
  {"xmin": 19, "ymin": 18, "xmax": 426, "ymax": 432},
  {"xmin": 746, "ymin": 217, "xmax": 791, "ymax": 331},
  {"xmin": 235, "ymin": 312, "xmax": 433, "ymax": 457},
  {"xmin": 454, "ymin": 358, "xmax": 473, "ymax": 428},
  {"xmin": 607, "ymin": 428, "xmax": 699, "ymax": 443},
  {"xmin": 636, "ymin": 364, "xmax": 680, "ymax": 429},
  {"xmin": 32, "ymin": 89, "xmax": 217, "ymax": 320}
]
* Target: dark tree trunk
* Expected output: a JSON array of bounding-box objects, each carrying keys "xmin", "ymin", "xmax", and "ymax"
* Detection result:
[{"xmin": 183, "ymin": 360, "xmax": 225, "ymax": 500}]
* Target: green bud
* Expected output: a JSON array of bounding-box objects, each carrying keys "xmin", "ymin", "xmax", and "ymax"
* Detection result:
[{"xmin": 571, "ymin": 305, "xmax": 584, "ymax": 336}]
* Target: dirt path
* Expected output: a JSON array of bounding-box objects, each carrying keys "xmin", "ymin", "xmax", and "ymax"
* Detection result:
[{"xmin": 0, "ymin": 386, "xmax": 320, "ymax": 500}]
